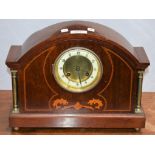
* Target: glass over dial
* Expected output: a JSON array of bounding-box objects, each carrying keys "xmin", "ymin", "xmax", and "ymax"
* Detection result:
[{"xmin": 53, "ymin": 47, "xmax": 103, "ymax": 93}]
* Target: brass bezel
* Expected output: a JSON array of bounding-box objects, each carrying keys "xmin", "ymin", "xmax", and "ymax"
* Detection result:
[{"xmin": 53, "ymin": 47, "xmax": 103, "ymax": 93}]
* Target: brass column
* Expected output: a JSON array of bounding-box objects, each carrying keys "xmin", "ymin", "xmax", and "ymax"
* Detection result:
[
  {"xmin": 135, "ymin": 71, "xmax": 144, "ymax": 113},
  {"xmin": 11, "ymin": 70, "xmax": 19, "ymax": 113}
]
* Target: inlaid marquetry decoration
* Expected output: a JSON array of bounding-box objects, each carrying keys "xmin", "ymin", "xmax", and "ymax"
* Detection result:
[
  {"xmin": 6, "ymin": 21, "xmax": 150, "ymax": 129},
  {"xmin": 49, "ymin": 98, "xmax": 105, "ymax": 111},
  {"xmin": 52, "ymin": 98, "xmax": 69, "ymax": 109},
  {"xmin": 88, "ymin": 99, "xmax": 103, "ymax": 109}
]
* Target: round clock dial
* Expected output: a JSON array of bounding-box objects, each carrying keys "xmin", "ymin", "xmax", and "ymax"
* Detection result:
[{"xmin": 53, "ymin": 47, "xmax": 103, "ymax": 93}]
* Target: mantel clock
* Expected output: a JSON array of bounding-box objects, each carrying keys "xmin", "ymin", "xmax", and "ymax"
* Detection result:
[{"xmin": 6, "ymin": 21, "xmax": 150, "ymax": 130}]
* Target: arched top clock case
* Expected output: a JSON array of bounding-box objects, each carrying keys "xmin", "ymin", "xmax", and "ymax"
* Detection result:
[{"xmin": 6, "ymin": 21, "xmax": 150, "ymax": 129}]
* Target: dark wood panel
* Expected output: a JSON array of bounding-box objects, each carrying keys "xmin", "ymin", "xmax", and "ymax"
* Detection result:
[
  {"xmin": 134, "ymin": 47, "xmax": 150, "ymax": 69},
  {"xmin": 5, "ymin": 46, "xmax": 22, "ymax": 69},
  {"xmin": 18, "ymin": 40, "xmax": 135, "ymax": 113},
  {"xmin": 20, "ymin": 21, "xmax": 135, "ymax": 57},
  {"xmin": 9, "ymin": 113, "xmax": 145, "ymax": 128}
]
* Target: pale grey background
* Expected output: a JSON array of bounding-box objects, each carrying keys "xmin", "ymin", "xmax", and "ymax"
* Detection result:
[{"xmin": 0, "ymin": 19, "xmax": 154, "ymax": 91}]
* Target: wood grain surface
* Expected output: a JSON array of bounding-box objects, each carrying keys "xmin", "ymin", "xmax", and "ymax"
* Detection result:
[
  {"xmin": 5, "ymin": 21, "xmax": 150, "ymax": 129},
  {"xmin": 0, "ymin": 90, "xmax": 154, "ymax": 135}
]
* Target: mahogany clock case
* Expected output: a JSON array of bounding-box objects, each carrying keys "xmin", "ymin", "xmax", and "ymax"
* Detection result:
[{"xmin": 6, "ymin": 21, "xmax": 150, "ymax": 129}]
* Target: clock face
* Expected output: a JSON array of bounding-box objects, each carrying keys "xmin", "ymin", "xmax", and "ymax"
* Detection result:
[{"xmin": 53, "ymin": 47, "xmax": 103, "ymax": 93}]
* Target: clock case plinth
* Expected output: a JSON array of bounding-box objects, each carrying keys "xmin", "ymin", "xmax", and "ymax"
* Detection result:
[{"xmin": 6, "ymin": 21, "xmax": 149, "ymax": 129}]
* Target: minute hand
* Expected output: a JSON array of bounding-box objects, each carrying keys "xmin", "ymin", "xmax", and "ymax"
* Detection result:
[{"xmin": 77, "ymin": 70, "xmax": 82, "ymax": 87}]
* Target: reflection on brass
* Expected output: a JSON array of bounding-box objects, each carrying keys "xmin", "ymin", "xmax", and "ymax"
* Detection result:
[
  {"xmin": 11, "ymin": 70, "xmax": 19, "ymax": 113},
  {"xmin": 135, "ymin": 71, "xmax": 144, "ymax": 113},
  {"xmin": 63, "ymin": 55, "xmax": 93, "ymax": 82}
]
